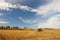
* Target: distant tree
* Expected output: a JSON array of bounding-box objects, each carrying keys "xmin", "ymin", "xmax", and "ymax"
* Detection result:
[
  {"xmin": 6, "ymin": 26, "xmax": 10, "ymax": 30},
  {"xmin": 24, "ymin": 27, "xmax": 28, "ymax": 28},
  {"xmin": 0, "ymin": 26, "xmax": 5, "ymax": 30},
  {"xmin": 11, "ymin": 27, "xmax": 19, "ymax": 30}
]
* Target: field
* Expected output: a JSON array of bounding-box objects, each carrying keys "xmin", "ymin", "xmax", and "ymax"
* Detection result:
[{"xmin": 0, "ymin": 28, "xmax": 60, "ymax": 40}]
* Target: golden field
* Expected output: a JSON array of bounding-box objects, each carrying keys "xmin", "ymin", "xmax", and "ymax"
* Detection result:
[{"xmin": 0, "ymin": 28, "xmax": 60, "ymax": 40}]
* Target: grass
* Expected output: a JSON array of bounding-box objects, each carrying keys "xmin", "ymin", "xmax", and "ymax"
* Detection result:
[{"xmin": 0, "ymin": 28, "xmax": 60, "ymax": 40}]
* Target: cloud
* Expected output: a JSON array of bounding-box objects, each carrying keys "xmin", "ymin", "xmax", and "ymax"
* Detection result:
[
  {"xmin": 0, "ymin": 19, "xmax": 9, "ymax": 24},
  {"xmin": 0, "ymin": 21, "xmax": 8, "ymax": 24},
  {"xmin": 0, "ymin": 0, "xmax": 33, "ymax": 11},
  {"xmin": 1, "ymin": 0, "xmax": 59, "ymax": 15},
  {"xmin": 0, "ymin": 0, "xmax": 15, "ymax": 10},
  {"xmin": 0, "ymin": 19, "xmax": 4, "ymax": 20},
  {"xmin": 38, "ymin": 14, "xmax": 60, "ymax": 28},
  {"xmin": 19, "ymin": 5, "xmax": 32, "ymax": 11},
  {"xmin": 30, "ymin": 0, "xmax": 60, "ymax": 17},
  {"xmin": 5, "ymin": 0, "xmax": 27, "ymax": 4},
  {"xmin": 0, "ymin": 13, "xmax": 3, "ymax": 16},
  {"xmin": 19, "ymin": 17, "xmax": 37, "ymax": 24}
]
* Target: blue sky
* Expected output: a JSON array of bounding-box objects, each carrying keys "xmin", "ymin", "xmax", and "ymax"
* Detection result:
[{"xmin": 0, "ymin": 0, "xmax": 60, "ymax": 28}]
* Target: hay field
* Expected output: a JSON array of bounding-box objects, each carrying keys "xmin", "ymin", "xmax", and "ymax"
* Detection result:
[{"xmin": 0, "ymin": 29, "xmax": 60, "ymax": 40}]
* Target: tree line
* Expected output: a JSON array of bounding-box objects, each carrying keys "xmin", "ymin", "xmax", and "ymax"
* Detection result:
[
  {"xmin": 0, "ymin": 26, "xmax": 43, "ymax": 31},
  {"xmin": 0, "ymin": 26, "xmax": 23, "ymax": 30}
]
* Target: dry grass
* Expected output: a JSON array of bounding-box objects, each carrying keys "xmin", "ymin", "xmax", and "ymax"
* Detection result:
[{"xmin": 0, "ymin": 28, "xmax": 60, "ymax": 40}]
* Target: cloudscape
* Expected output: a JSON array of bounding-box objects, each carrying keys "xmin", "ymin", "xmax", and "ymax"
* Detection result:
[{"xmin": 0, "ymin": 0, "xmax": 60, "ymax": 28}]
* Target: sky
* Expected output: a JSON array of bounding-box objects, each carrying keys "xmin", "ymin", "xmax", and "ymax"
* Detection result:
[{"xmin": 0, "ymin": 0, "xmax": 60, "ymax": 28}]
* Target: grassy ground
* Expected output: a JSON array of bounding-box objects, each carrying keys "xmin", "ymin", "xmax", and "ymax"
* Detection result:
[{"xmin": 0, "ymin": 29, "xmax": 60, "ymax": 40}]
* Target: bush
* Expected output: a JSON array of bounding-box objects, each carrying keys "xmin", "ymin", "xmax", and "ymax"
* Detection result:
[{"xmin": 38, "ymin": 28, "xmax": 43, "ymax": 32}]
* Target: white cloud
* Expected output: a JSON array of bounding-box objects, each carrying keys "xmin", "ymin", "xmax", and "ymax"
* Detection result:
[
  {"xmin": 0, "ymin": 0, "xmax": 33, "ymax": 11},
  {"xmin": 0, "ymin": 19, "xmax": 9, "ymax": 24},
  {"xmin": 0, "ymin": 13, "xmax": 3, "ymax": 16},
  {"xmin": 0, "ymin": 0, "xmax": 15, "ymax": 10},
  {"xmin": 2, "ymin": 0, "xmax": 60, "ymax": 15},
  {"xmin": 5, "ymin": 0, "xmax": 27, "ymax": 4},
  {"xmin": 38, "ymin": 14, "xmax": 60, "ymax": 28},
  {"xmin": 31, "ymin": 0, "xmax": 60, "ymax": 17},
  {"xmin": 0, "ymin": 19, "xmax": 4, "ymax": 20},
  {"xmin": 19, "ymin": 5, "xmax": 32, "ymax": 11},
  {"xmin": 0, "ymin": 21, "xmax": 8, "ymax": 24},
  {"xmin": 19, "ymin": 17, "xmax": 37, "ymax": 24}
]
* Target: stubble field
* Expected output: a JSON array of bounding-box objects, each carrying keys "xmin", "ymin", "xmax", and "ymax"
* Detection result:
[{"xmin": 0, "ymin": 28, "xmax": 60, "ymax": 40}]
